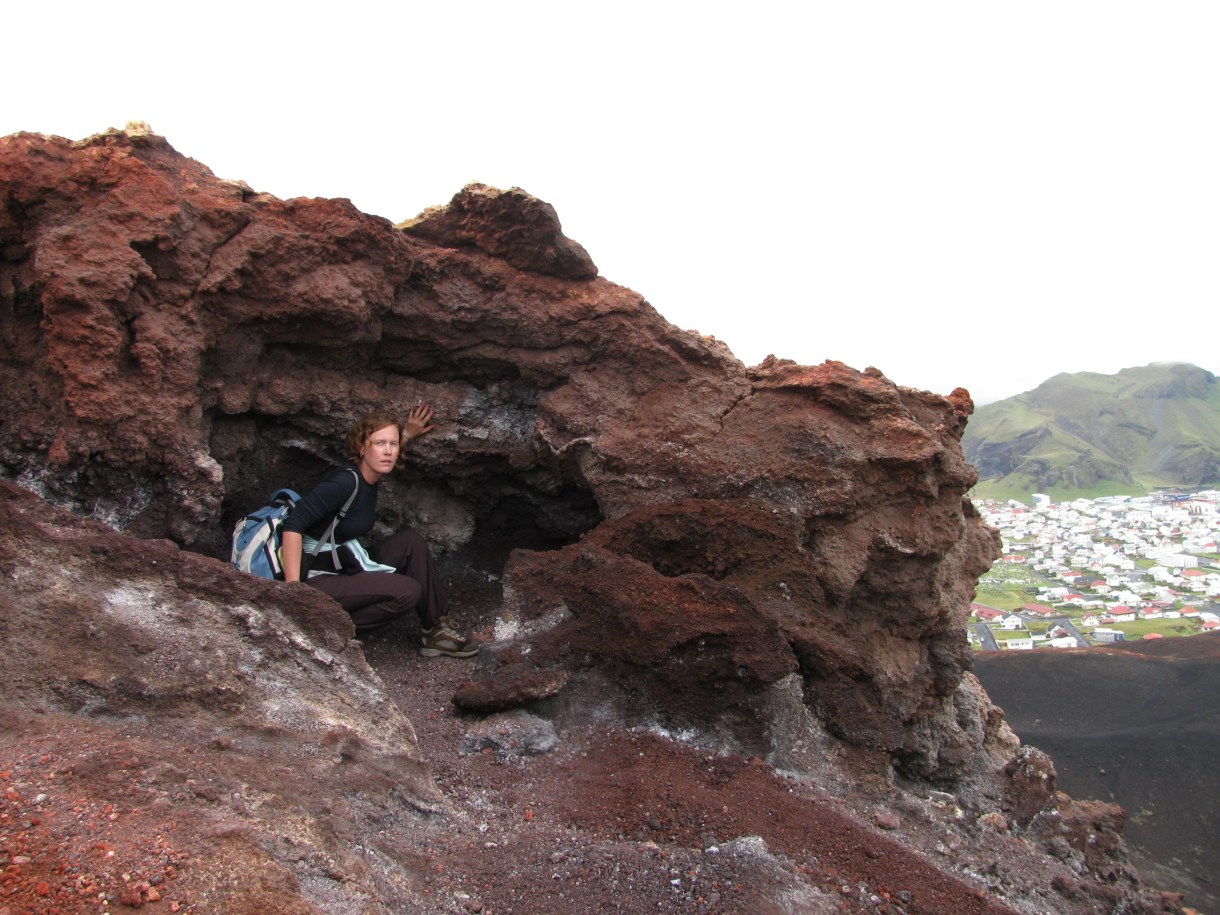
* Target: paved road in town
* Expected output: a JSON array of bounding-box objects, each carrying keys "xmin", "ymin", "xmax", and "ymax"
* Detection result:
[
  {"xmin": 971, "ymin": 622, "xmax": 1000, "ymax": 651},
  {"xmin": 1057, "ymin": 617, "xmax": 1089, "ymax": 647},
  {"xmin": 971, "ymin": 605, "xmax": 1091, "ymax": 652}
]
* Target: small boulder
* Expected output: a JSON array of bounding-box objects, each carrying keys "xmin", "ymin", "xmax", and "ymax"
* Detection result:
[{"xmin": 453, "ymin": 664, "xmax": 569, "ymax": 713}]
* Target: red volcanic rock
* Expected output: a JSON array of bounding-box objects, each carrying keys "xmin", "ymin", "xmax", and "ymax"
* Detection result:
[
  {"xmin": 0, "ymin": 479, "xmax": 444, "ymax": 912},
  {"xmin": 0, "ymin": 126, "xmax": 1179, "ymax": 913},
  {"xmin": 0, "ymin": 126, "xmax": 1001, "ymax": 776},
  {"xmin": 0, "ymin": 127, "xmax": 412, "ymax": 544},
  {"xmin": 1002, "ymin": 746, "xmax": 1058, "ymax": 827},
  {"xmin": 493, "ymin": 537, "xmax": 799, "ymax": 741},
  {"xmin": 487, "ymin": 360, "xmax": 1000, "ymax": 778},
  {"xmin": 452, "ymin": 664, "xmax": 569, "ymax": 713},
  {"xmin": 401, "ymin": 182, "xmax": 598, "ymax": 280}
]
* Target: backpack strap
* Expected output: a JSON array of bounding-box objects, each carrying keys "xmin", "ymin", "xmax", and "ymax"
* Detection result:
[{"xmin": 306, "ymin": 468, "xmax": 362, "ymax": 573}]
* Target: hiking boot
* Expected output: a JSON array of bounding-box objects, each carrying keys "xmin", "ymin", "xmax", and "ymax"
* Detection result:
[{"xmin": 421, "ymin": 624, "xmax": 480, "ymax": 658}]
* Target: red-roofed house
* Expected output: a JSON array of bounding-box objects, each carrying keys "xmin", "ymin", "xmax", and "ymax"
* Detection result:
[
  {"xmin": 972, "ymin": 605, "xmax": 1005, "ymax": 622},
  {"xmin": 1109, "ymin": 606, "xmax": 1137, "ymax": 622},
  {"xmin": 1021, "ymin": 603, "xmax": 1060, "ymax": 618}
]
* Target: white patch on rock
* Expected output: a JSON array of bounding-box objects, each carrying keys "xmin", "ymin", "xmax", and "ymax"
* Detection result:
[
  {"xmin": 461, "ymin": 710, "xmax": 559, "ymax": 757},
  {"xmin": 493, "ymin": 602, "xmax": 572, "ymax": 643},
  {"xmin": 102, "ymin": 585, "xmax": 168, "ymax": 629}
]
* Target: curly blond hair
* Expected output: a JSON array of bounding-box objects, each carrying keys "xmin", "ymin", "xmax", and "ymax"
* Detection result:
[{"xmin": 344, "ymin": 411, "xmax": 405, "ymax": 470}]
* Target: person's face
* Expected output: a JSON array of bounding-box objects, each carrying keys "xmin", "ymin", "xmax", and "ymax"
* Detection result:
[{"xmin": 359, "ymin": 424, "xmax": 400, "ymax": 481}]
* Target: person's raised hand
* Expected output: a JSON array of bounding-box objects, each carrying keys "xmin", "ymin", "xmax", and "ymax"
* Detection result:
[{"xmin": 403, "ymin": 403, "xmax": 435, "ymax": 444}]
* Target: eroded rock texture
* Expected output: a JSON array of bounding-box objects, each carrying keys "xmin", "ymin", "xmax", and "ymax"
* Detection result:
[
  {"xmin": 2, "ymin": 127, "xmax": 997, "ymax": 777},
  {"xmin": 0, "ymin": 126, "xmax": 1182, "ymax": 913},
  {"xmin": 0, "ymin": 479, "xmax": 445, "ymax": 911}
]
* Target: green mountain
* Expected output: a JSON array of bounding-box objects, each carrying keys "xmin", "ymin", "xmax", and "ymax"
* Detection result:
[{"xmin": 963, "ymin": 363, "xmax": 1220, "ymax": 501}]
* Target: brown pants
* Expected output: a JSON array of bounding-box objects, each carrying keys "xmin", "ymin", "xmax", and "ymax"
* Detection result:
[{"xmin": 306, "ymin": 529, "xmax": 447, "ymax": 633}]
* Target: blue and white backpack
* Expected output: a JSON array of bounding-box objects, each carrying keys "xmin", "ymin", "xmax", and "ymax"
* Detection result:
[
  {"xmin": 230, "ymin": 468, "xmax": 362, "ymax": 580},
  {"xmin": 230, "ymin": 488, "xmax": 301, "ymax": 580}
]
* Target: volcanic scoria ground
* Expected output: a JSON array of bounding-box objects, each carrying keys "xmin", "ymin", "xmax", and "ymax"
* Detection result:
[
  {"xmin": 1, "ymin": 554, "xmax": 1178, "ymax": 915},
  {"xmin": 0, "ymin": 657, "xmax": 1002, "ymax": 914}
]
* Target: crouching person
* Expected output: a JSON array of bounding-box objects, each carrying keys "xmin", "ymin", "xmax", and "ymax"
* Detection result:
[{"xmin": 280, "ymin": 407, "xmax": 479, "ymax": 658}]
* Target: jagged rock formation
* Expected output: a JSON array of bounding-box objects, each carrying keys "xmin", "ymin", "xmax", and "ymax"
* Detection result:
[
  {"xmin": 0, "ymin": 126, "xmax": 996, "ymax": 777},
  {"xmin": 0, "ymin": 127, "xmax": 1182, "ymax": 913}
]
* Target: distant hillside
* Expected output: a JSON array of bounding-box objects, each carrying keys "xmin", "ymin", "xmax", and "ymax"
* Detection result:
[{"xmin": 964, "ymin": 363, "xmax": 1220, "ymax": 500}]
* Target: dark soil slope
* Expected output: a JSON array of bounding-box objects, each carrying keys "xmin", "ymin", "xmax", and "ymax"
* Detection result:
[{"xmin": 975, "ymin": 635, "xmax": 1220, "ymax": 913}]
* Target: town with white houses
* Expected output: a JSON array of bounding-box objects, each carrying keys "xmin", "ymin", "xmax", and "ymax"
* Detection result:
[{"xmin": 969, "ymin": 490, "xmax": 1220, "ymax": 651}]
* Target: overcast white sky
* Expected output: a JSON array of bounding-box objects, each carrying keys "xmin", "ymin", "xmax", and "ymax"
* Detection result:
[{"xmin": 5, "ymin": 2, "xmax": 1217, "ymax": 404}]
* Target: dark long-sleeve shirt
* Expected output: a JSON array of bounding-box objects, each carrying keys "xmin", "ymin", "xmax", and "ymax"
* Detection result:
[{"xmin": 280, "ymin": 465, "xmax": 376, "ymax": 542}]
